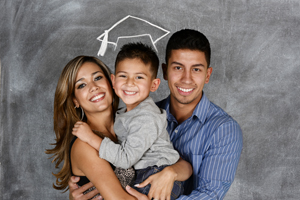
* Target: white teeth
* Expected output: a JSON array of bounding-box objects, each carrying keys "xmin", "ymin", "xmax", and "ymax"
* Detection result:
[
  {"xmin": 178, "ymin": 87, "xmax": 193, "ymax": 92},
  {"xmin": 124, "ymin": 91, "xmax": 137, "ymax": 95},
  {"xmin": 91, "ymin": 94, "xmax": 104, "ymax": 101}
]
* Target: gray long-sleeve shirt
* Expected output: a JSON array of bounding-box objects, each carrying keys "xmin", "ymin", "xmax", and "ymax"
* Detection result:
[{"xmin": 99, "ymin": 96, "xmax": 179, "ymax": 170}]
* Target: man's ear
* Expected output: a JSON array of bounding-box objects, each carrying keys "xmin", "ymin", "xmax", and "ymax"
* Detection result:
[
  {"xmin": 150, "ymin": 78, "xmax": 161, "ymax": 92},
  {"xmin": 205, "ymin": 67, "xmax": 213, "ymax": 84},
  {"xmin": 162, "ymin": 63, "xmax": 168, "ymax": 80},
  {"xmin": 111, "ymin": 74, "xmax": 115, "ymax": 88}
]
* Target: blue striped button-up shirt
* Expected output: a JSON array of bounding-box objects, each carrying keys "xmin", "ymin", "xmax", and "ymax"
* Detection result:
[{"xmin": 156, "ymin": 93, "xmax": 243, "ymax": 200}]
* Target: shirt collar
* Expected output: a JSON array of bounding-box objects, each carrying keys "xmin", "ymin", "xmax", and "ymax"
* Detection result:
[
  {"xmin": 192, "ymin": 92, "xmax": 210, "ymax": 123},
  {"xmin": 164, "ymin": 92, "xmax": 210, "ymax": 124}
]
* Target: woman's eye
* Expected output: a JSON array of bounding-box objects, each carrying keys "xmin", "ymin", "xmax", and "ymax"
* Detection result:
[
  {"xmin": 77, "ymin": 83, "xmax": 86, "ymax": 89},
  {"xmin": 95, "ymin": 76, "xmax": 103, "ymax": 81}
]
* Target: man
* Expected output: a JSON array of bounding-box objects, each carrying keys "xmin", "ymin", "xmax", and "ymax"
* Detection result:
[{"xmin": 70, "ymin": 29, "xmax": 243, "ymax": 200}]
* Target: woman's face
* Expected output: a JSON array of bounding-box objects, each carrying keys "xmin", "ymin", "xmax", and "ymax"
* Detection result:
[{"xmin": 73, "ymin": 62, "xmax": 113, "ymax": 116}]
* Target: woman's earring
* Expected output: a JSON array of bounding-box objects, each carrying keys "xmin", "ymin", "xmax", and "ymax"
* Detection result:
[
  {"xmin": 80, "ymin": 106, "xmax": 84, "ymax": 121},
  {"xmin": 74, "ymin": 106, "xmax": 85, "ymax": 121}
]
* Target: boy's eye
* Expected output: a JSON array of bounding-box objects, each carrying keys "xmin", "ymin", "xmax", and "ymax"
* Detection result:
[
  {"xmin": 136, "ymin": 76, "xmax": 144, "ymax": 79},
  {"xmin": 119, "ymin": 75, "xmax": 126, "ymax": 78}
]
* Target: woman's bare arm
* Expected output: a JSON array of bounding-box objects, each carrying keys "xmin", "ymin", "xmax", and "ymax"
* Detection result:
[{"xmin": 71, "ymin": 139, "xmax": 136, "ymax": 200}]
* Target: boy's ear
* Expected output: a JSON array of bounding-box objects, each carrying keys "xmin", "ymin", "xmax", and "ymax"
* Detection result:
[
  {"xmin": 162, "ymin": 63, "xmax": 168, "ymax": 80},
  {"xmin": 111, "ymin": 74, "xmax": 115, "ymax": 88},
  {"xmin": 150, "ymin": 78, "xmax": 161, "ymax": 92}
]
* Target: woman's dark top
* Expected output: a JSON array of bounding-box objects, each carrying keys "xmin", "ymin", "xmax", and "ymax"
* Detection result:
[{"xmin": 69, "ymin": 136, "xmax": 135, "ymax": 191}]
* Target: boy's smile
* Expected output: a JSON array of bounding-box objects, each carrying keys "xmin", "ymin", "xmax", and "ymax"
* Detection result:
[{"xmin": 111, "ymin": 58, "xmax": 160, "ymax": 112}]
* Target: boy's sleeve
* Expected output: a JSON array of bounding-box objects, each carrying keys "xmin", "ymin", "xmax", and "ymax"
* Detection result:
[{"xmin": 98, "ymin": 112, "xmax": 160, "ymax": 169}]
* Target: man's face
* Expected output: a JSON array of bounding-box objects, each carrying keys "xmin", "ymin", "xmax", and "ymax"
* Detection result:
[{"xmin": 163, "ymin": 49, "xmax": 212, "ymax": 106}]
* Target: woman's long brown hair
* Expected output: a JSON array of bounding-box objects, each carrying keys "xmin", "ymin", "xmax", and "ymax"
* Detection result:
[{"xmin": 45, "ymin": 56, "xmax": 118, "ymax": 191}]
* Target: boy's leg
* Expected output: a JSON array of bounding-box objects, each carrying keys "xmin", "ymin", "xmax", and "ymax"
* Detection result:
[{"xmin": 132, "ymin": 165, "xmax": 184, "ymax": 199}]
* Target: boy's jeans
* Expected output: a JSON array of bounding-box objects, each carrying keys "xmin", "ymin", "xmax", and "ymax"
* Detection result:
[{"xmin": 133, "ymin": 165, "xmax": 184, "ymax": 200}]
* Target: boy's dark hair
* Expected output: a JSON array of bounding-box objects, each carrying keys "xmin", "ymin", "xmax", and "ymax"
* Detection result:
[
  {"xmin": 115, "ymin": 42, "xmax": 159, "ymax": 78},
  {"xmin": 165, "ymin": 29, "xmax": 211, "ymax": 67}
]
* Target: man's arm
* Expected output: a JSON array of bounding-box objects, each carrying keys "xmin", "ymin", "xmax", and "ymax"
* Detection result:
[
  {"xmin": 178, "ymin": 121, "xmax": 243, "ymax": 200},
  {"xmin": 69, "ymin": 177, "xmax": 101, "ymax": 200},
  {"xmin": 135, "ymin": 158, "xmax": 192, "ymax": 199}
]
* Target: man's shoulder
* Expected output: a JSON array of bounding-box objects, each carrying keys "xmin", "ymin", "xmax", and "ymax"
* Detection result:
[
  {"xmin": 204, "ymin": 100, "xmax": 241, "ymax": 131},
  {"xmin": 155, "ymin": 96, "xmax": 169, "ymax": 109}
]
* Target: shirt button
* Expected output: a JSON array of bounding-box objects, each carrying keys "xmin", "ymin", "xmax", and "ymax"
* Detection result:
[{"xmin": 174, "ymin": 130, "xmax": 178, "ymax": 133}]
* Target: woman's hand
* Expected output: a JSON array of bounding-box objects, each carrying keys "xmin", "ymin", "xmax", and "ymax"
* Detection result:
[
  {"xmin": 134, "ymin": 167, "xmax": 176, "ymax": 200},
  {"xmin": 126, "ymin": 185, "xmax": 149, "ymax": 200},
  {"xmin": 69, "ymin": 176, "xmax": 102, "ymax": 200}
]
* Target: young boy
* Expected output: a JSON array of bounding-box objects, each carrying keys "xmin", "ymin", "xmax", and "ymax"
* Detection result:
[{"xmin": 72, "ymin": 43, "xmax": 185, "ymax": 199}]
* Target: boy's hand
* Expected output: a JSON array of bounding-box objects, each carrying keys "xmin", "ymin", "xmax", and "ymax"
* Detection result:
[
  {"xmin": 72, "ymin": 121, "xmax": 94, "ymax": 144},
  {"xmin": 72, "ymin": 121, "xmax": 102, "ymax": 151}
]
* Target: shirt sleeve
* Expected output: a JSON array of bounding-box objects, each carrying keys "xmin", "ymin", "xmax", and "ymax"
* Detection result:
[
  {"xmin": 99, "ymin": 113, "xmax": 160, "ymax": 169},
  {"xmin": 178, "ymin": 120, "xmax": 243, "ymax": 200}
]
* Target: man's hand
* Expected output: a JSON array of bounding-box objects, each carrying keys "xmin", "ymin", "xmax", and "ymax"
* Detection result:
[
  {"xmin": 134, "ymin": 167, "xmax": 177, "ymax": 200},
  {"xmin": 126, "ymin": 185, "xmax": 149, "ymax": 200},
  {"xmin": 69, "ymin": 176, "xmax": 102, "ymax": 200}
]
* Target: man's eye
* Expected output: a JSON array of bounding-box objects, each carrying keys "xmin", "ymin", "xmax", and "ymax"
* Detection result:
[
  {"xmin": 175, "ymin": 66, "xmax": 181, "ymax": 70},
  {"xmin": 95, "ymin": 76, "xmax": 103, "ymax": 81},
  {"xmin": 193, "ymin": 68, "xmax": 200, "ymax": 72},
  {"xmin": 77, "ymin": 83, "xmax": 86, "ymax": 89}
]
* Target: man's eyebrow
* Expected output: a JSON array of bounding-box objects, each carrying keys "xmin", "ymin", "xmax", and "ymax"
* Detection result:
[
  {"xmin": 170, "ymin": 61, "xmax": 183, "ymax": 66},
  {"xmin": 171, "ymin": 61, "xmax": 205, "ymax": 67}
]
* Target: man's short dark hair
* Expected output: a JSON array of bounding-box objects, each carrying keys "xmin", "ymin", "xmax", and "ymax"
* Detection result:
[
  {"xmin": 115, "ymin": 42, "xmax": 159, "ymax": 78},
  {"xmin": 165, "ymin": 29, "xmax": 211, "ymax": 67}
]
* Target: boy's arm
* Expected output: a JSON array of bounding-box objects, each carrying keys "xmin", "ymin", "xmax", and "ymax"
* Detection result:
[
  {"xmin": 72, "ymin": 121, "xmax": 102, "ymax": 151},
  {"xmin": 99, "ymin": 113, "xmax": 162, "ymax": 169}
]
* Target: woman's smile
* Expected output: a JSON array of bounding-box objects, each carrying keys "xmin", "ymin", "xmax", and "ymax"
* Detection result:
[{"xmin": 90, "ymin": 93, "xmax": 105, "ymax": 102}]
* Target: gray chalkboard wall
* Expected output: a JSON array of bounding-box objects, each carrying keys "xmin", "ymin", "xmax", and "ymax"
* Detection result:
[{"xmin": 1, "ymin": 0, "xmax": 300, "ymax": 199}]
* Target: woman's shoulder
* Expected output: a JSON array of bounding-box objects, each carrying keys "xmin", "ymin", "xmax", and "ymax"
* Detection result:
[{"xmin": 71, "ymin": 137, "xmax": 98, "ymax": 156}]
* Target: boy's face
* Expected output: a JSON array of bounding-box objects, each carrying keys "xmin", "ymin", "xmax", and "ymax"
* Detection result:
[{"xmin": 111, "ymin": 58, "xmax": 160, "ymax": 111}]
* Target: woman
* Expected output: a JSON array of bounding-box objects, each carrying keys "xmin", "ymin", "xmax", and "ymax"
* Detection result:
[{"xmin": 47, "ymin": 56, "xmax": 192, "ymax": 200}]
